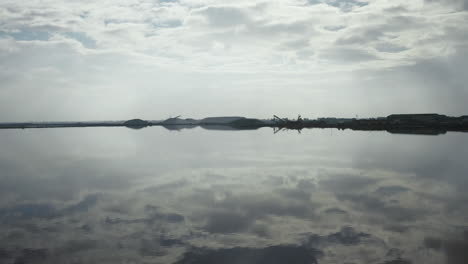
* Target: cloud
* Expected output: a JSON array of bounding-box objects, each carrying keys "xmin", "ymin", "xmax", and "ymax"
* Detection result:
[
  {"xmin": 305, "ymin": 226, "xmax": 372, "ymax": 246},
  {"xmin": 425, "ymin": 0, "xmax": 468, "ymax": 11},
  {"xmin": 325, "ymin": 0, "xmax": 369, "ymax": 12},
  {"xmin": 203, "ymin": 211, "xmax": 253, "ymax": 233},
  {"xmin": 0, "ymin": 194, "xmax": 100, "ymax": 222},
  {"xmin": 192, "ymin": 6, "xmax": 251, "ymax": 27},
  {"xmin": 320, "ymin": 174, "xmax": 380, "ymax": 191},
  {"xmin": 0, "ymin": 0, "xmax": 468, "ymax": 119},
  {"xmin": 174, "ymin": 245, "xmax": 321, "ymax": 264},
  {"xmin": 424, "ymin": 230, "xmax": 468, "ymax": 264},
  {"xmin": 374, "ymin": 185, "xmax": 410, "ymax": 196},
  {"xmin": 0, "ymin": 147, "xmax": 467, "ymax": 264},
  {"xmin": 1, "ymin": 0, "xmax": 464, "ymax": 73}
]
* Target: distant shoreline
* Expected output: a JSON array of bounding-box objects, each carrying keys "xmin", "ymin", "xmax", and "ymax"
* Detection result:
[{"xmin": 1, "ymin": 114, "xmax": 467, "ymax": 135}]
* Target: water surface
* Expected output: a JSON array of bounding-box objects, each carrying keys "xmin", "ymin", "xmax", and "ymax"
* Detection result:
[{"xmin": 0, "ymin": 127, "xmax": 467, "ymax": 264}]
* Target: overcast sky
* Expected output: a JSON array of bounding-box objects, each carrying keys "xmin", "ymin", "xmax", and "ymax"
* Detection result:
[{"xmin": 0, "ymin": 0, "xmax": 467, "ymax": 121}]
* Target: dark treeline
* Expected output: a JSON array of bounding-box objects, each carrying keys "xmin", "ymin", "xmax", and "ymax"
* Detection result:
[{"xmin": 1, "ymin": 114, "xmax": 467, "ymax": 135}]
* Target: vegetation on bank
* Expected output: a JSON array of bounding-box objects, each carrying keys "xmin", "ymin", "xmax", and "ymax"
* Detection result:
[{"xmin": 0, "ymin": 114, "xmax": 467, "ymax": 133}]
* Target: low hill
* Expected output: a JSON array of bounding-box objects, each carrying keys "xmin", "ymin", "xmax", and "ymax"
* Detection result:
[
  {"xmin": 123, "ymin": 119, "xmax": 151, "ymax": 127},
  {"xmin": 200, "ymin": 116, "xmax": 245, "ymax": 124},
  {"xmin": 229, "ymin": 118, "xmax": 265, "ymax": 128}
]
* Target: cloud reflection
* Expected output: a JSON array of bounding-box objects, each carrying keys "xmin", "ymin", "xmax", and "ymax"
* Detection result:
[{"xmin": 0, "ymin": 128, "xmax": 467, "ymax": 263}]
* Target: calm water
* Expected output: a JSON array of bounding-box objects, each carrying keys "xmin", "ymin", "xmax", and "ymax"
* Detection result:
[{"xmin": 0, "ymin": 127, "xmax": 467, "ymax": 264}]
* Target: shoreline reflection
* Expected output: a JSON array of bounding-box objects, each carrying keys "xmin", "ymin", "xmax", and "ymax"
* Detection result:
[{"xmin": 0, "ymin": 127, "xmax": 467, "ymax": 263}]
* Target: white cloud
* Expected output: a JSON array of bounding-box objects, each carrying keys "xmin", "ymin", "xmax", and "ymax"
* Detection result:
[{"xmin": 0, "ymin": 0, "xmax": 467, "ymax": 120}]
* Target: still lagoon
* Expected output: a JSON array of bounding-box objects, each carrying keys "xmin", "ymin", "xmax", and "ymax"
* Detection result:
[{"xmin": 0, "ymin": 127, "xmax": 467, "ymax": 263}]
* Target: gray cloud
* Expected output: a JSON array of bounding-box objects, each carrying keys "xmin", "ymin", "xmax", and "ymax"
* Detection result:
[
  {"xmin": 305, "ymin": 226, "xmax": 373, "ymax": 247},
  {"xmin": 326, "ymin": 0, "xmax": 369, "ymax": 12},
  {"xmin": 375, "ymin": 42, "xmax": 408, "ymax": 53},
  {"xmin": 175, "ymin": 245, "xmax": 321, "ymax": 264},
  {"xmin": 0, "ymin": 194, "xmax": 100, "ymax": 222},
  {"xmin": 307, "ymin": 0, "xmax": 369, "ymax": 12},
  {"xmin": 336, "ymin": 193, "xmax": 427, "ymax": 222},
  {"xmin": 425, "ymin": 0, "xmax": 468, "ymax": 10},
  {"xmin": 194, "ymin": 6, "xmax": 251, "ymax": 27},
  {"xmin": 203, "ymin": 211, "xmax": 252, "ymax": 233},
  {"xmin": 320, "ymin": 47, "xmax": 377, "ymax": 62},
  {"xmin": 374, "ymin": 186, "xmax": 410, "ymax": 196},
  {"xmin": 185, "ymin": 188, "xmax": 318, "ymax": 234},
  {"xmin": 320, "ymin": 174, "xmax": 380, "ymax": 191},
  {"xmin": 424, "ymin": 230, "xmax": 468, "ymax": 264}
]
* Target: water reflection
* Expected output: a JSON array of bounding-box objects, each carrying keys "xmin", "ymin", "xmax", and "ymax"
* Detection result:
[{"xmin": 0, "ymin": 127, "xmax": 467, "ymax": 263}]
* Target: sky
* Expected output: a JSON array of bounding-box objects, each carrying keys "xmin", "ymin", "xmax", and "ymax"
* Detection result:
[{"xmin": 0, "ymin": 0, "xmax": 467, "ymax": 121}]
